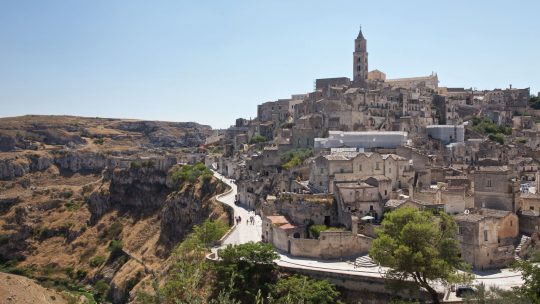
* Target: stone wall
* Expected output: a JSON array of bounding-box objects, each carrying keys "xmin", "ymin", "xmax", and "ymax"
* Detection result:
[{"xmin": 287, "ymin": 231, "xmax": 372, "ymax": 259}]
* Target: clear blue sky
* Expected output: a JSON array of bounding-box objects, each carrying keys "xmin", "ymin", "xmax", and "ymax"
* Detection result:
[{"xmin": 1, "ymin": 1, "xmax": 539, "ymax": 128}]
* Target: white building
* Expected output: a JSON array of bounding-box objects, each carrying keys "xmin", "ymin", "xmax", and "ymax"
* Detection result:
[
  {"xmin": 426, "ymin": 125, "xmax": 465, "ymax": 144},
  {"xmin": 314, "ymin": 131, "xmax": 408, "ymax": 150}
]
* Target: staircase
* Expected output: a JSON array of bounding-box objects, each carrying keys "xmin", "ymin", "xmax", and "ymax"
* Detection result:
[
  {"xmin": 354, "ymin": 255, "xmax": 377, "ymax": 268},
  {"xmin": 514, "ymin": 234, "xmax": 531, "ymax": 261}
]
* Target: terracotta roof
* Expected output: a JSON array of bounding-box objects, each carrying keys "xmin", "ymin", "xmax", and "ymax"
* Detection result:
[
  {"xmin": 279, "ymin": 223, "xmax": 296, "ymax": 230},
  {"xmin": 266, "ymin": 216, "xmax": 290, "ymax": 226}
]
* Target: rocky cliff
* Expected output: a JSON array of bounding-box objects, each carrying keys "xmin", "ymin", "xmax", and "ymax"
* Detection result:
[{"xmin": 0, "ymin": 115, "xmax": 222, "ymax": 304}]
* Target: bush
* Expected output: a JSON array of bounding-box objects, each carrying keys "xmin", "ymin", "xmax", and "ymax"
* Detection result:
[
  {"xmin": 170, "ymin": 163, "xmax": 213, "ymax": 184},
  {"xmin": 94, "ymin": 279, "xmax": 109, "ymax": 300},
  {"xmin": 309, "ymin": 225, "xmax": 344, "ymax": 238},
  {"xmin": 471, "ymin": 117, "xmax": 511, "ymax": 135},
  {"xmin": 281, "ymin": 148, "xmax": 313, "ymax": 170},
  {"xmin": 271, "ymin": 275, "xmax": 342, "ymax": 304},
  {"xmin": 75, "ymin": 269, "xmax": 87, "ymax": 280},
  {"xmin": 249, "ymin": 134, "xmax": 267, "ymax": 144},
  {"xmin": 488, "ymin": 133, "xmax": 504, "ymax": 144},
  {"xmin": 100, "ymin": 222, "xmax": 123, "ymax": 241},
  {"xmin": 309, "ymin": 225, "xmax": 327, "ymax": 238},
  {"xmin": 108, "ymin": 240, "xmax": 123, "ymax": 258},
  {"xmin": 89, "ymin": 256, "xmax": 106, "ymax": 268},
  {"xmin": 93, "ymin": 138, "xmax": 104, "ymax": 145}
]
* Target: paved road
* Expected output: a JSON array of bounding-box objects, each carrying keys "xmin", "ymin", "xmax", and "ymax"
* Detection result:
[
  {"xmin": 212, "ymin": 171, "xmax": 262, "ymax": 247},
  {"xmin": 211, "ymin": 171, "xmax": 524, "ymax": 299}
]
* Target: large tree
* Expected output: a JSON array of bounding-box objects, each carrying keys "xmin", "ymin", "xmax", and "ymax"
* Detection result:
[
  {"xmin": 215, "ymin": 242, "xmax": 279, "ymax": 302},
  {"xmin": 369, "ymin": 207, "xmax": 471, "ymax": 303}
]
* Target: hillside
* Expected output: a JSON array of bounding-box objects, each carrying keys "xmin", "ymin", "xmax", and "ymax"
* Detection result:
[{"xmin": 0, "ymin": 115, "xmax": 229, "ymax": 303}]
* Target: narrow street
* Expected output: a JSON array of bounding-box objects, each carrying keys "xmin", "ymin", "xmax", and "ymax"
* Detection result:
[{"xmin": 212, "ymin": 171, "xmax": 262, "ymax": 246}]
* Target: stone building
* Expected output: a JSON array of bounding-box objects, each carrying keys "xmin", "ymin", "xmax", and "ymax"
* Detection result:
[
  {"xmin": 368, "ymin": 69, "xmax": 386, "ymax": 82},
  {"xmin": 385, "ymin": 73, "xmax": 439, "ymax": 90},
  {"xmin": 309, "ymin": 151, "xmax": 411, "ymax": 194},
  {"xmin": 455, "ymin": 209, "xmax": 519, "ymax": 270},
  {"xmin": 314, "ymin": 131, "xmax": 408, "ymax": 151},
  {"xmin": 426, "ymin": 124, "xmax": 465, "ymax": 144},
  {"xmin": 474, "ymin": 166, "xmax": 519, "ymax": 212}
]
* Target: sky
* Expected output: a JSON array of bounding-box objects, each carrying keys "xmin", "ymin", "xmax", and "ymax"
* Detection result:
[{"xmin": 1, "ymin": 1, "xmax": 539, "ymax": 129}]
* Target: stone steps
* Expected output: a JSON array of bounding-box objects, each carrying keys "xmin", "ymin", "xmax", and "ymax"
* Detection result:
[
  {"xmin": 514, "ymin": 234, "xmax": 531, "ymax": 260},
  {"xmin": 354, "ymin": 255, "xmax": 377, "ymax": 268}
]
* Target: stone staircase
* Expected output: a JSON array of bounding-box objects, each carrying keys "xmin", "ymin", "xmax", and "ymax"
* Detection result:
[
  {"xmin": 354, "ymin": 255, "xmax": 377, "ymax": 268},
  {"xmin": 514, "ymin": 234, "xmax": 531, "ymax": 261}
]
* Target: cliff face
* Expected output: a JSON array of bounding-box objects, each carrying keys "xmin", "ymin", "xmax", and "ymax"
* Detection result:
[
  {"xmin": 160, "ymin": 181, "xmax": 226, "ymax": 245},
  {"xmin": 53, "ymin": 151, "xmax": 108, "ymax": 173},
  {"xmin": 0, "ymin": 115, "xmax": 220, "ymax": 304},
  {"xmin": 88, "ymin": 164, "xmax": 227, "ymax": 246}
]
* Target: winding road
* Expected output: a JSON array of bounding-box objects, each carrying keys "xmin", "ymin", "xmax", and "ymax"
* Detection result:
[{"xmin": 212, "ymin": 171, "xmax": 262, "ymax": 247}]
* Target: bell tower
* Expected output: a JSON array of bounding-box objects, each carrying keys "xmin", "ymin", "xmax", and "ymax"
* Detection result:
[{"xmin": 353, "ymin": 27, "xmax": 368, "ymax": 85}]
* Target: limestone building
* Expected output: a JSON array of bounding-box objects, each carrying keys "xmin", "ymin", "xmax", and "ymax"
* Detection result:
[
  {"xmin": 455, "ymin": 209, "xmax": 519, "ymax": 270},
  {"xmin": 473, "ymin": 166, "xmax": 519, "ymax": 212}
]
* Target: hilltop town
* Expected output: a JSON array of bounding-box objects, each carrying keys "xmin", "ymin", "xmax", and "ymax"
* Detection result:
[
  {"xmin": 206, "ymin": 28, "xmax": 539, "ymax": 297},
  {"xmin": 1, "ymin": 28, "xmax": 540, "ymax": 303}
]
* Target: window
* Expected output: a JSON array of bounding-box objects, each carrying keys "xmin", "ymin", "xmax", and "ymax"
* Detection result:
[
  {"xmin": 369, "ymin": 205, "xmax": 374, "ymax": 211},
  {"xmin": 340, "ymin": 168, "xmax": 344, "ymax": 173},
  {"xmin": 320, "ymin": 168, "xmax": 324, "ymax": 174},
  {"xmin": 375, "ymin": 162, "xmax": 380, "ymax": 170},
  {"xmin": 388, "ymin": 167, "xmax": 392, "ymax": 173},
  {"xmin": 484, "ymin": 230, "xmax": 488, "ymax": 242},
  {"xmin": 384, "ymin": 190, "xmax": 387, "ymax": 195},
  {"xmin": 359, "ymin": 164, "xmax": 362, "ymax": 171},
  {"xmin": 459, "ymin": 227, "xmax": 464, "ymax": 235},
  {"xmin": 531, "ymin": 206, "xmax": 535, "ymax": 210},
  {"xmin": 487, "ymin": 180, "xmax": 492, "ymax": 187}
]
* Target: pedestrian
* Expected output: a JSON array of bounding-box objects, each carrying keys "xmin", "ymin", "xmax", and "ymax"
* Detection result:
[{"xmin": 238, "ymin": 216, "xmax": 242, "ymax": 224}]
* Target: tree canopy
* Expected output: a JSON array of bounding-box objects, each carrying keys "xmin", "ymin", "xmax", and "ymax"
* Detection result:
[
  {"xmin": 215, "ymin": 242, "xmax": 279, "ymax": 302},
  {"xmin": 270, "ymin": 275, "xmax": 342, "ymax": 304},
  {"xmin": 369, "ymin": 207, "xmax": 471, "ymax": 303}
]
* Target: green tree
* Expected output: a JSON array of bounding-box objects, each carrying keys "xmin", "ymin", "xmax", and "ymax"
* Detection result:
[
  {"xmin": 249, "ymin": 134, "xmax": 267, "ymax": 144},
  {"xmin": 510, "ymin": 260, "xmax": 540, "ymax": 303},
  {"xmin": 369, "ymin": 207, "xmax": 471, "ymax": 304},
  {"xmin": 280, "ymin": 148, "xmax": 313, "ymax": 170},
  {"xmin": 271, "ymin": 275, "xmax": 342, "ymax": 304},
  {"xmin": 215, "ymin": 242, "xmax": 279, "ymax": 302},
  {"xmin": 137, "ymin": 220, "xmax": 230, "ymax": 304}
]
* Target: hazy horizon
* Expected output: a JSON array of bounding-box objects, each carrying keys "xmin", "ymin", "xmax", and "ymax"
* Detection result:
[{"xmin": 1, "ymin": 0, "xmax": 539, "ymax": 128}]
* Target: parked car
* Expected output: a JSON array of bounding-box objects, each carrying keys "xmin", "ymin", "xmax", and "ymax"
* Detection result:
[{"xmin": 456, "ymin": 285, "xmax": 476, "ymax": 298}]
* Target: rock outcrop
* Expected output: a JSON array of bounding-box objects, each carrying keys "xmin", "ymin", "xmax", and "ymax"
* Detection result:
[
  {"xmin": 53, "ymin": 151, "xmax": 108, "ymax": 173},
  {"xmin": 0, "ymin": 156, "xmax": 30, "ymax": 180}
]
